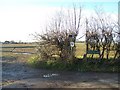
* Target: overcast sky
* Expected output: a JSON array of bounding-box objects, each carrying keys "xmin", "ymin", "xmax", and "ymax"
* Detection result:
[{"xmin": 0, "ymin": 0, "xmax": 118, "ymax": 42}]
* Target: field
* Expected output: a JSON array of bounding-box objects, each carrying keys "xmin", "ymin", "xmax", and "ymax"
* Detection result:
[
  {"xmin": 76, "ymin": 43, "xmax": 116, "ymax": 59},
  {"xmin": 1, "ymin": 43, "xmax": 86, "ymax": 59},
  {"xmin": 1, "ymin": 43, "xmax": 116, "ymax": 58},
  {"xmin": 75, "ymin": 43, "xmax": 86, "ymax": 58}
]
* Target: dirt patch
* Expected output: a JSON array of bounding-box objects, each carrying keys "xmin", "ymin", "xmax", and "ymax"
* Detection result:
[{"xmin": 1, "ymin": 55, "xmax": 120, "ymax": 88}]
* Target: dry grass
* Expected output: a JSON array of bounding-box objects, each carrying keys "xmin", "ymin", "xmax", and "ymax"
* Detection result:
[
  {"xmin": 1, "ymin": 43, "xmax": 116, "ymax": 59},
  {"xmin": 2, "ymin": 44, "xmax": 36, "ymax": 53},
  {"xmin": 75, "ymin": 43, "xmax": 86, "ymax": 58},
  {"xmin": 75, "ymin": 43, "xmax": 116, "ymax": 59}
]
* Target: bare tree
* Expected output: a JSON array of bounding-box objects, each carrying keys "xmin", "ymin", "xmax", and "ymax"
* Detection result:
[
  {"xmin": 34, "ymin": 6, "xmax": 82, "ymax": 63},
  {"xmin": 86, "ymin": 9, "xmax": 117, "ymax": 59},
  {"xmin": 113, "ymin": 23, "xmax": 120, "ymax": 59},
  {"xmin": 85, "ymin": 18, "xmax": 101, "ymax": 58},
  {"xmin": 96, "ymin": 12, "xmax": 116, "ymax": 59}
]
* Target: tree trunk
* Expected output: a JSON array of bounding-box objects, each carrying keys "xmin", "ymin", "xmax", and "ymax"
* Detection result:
[{"xmin": 101, "ymin": 45, "xmax": 105, "ymax": 59}]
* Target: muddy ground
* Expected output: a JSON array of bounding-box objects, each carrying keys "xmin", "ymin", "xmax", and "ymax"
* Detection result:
[{"xmin": 1, "ymin": 54, "xmax": 120, "ymax": 89}]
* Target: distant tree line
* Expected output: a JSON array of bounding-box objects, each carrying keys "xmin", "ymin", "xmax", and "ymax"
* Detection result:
[{"xmin": 2, "ymin": 40, "xmax": 29, "ymax": 44}]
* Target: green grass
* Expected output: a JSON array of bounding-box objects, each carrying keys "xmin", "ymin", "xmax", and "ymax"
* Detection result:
[{"xmin": 27, "ymin": 54, "xmax": 119, "ymax": 72}]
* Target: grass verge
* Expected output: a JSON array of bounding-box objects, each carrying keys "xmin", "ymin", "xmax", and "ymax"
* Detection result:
[{"xmin": 27, "ymin": 55, "xmax": 120, "ymax": 73}]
